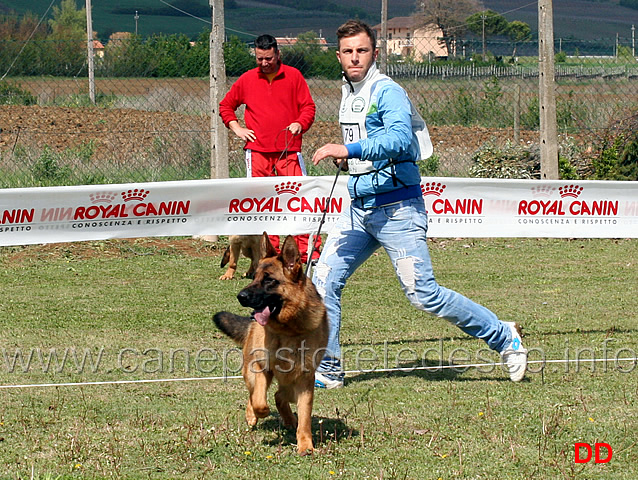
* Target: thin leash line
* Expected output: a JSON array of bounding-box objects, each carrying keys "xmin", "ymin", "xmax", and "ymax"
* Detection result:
[
  {"xmin": 271, "ymin": 126, "xmax": 341, "ymax": 272},
  {"xmin": 304, "ymin": 164, "xmax": 341, "ymax": 277},
  {"xmin": 274, "ymin": 127, "xmax": 297, "ymax": 176},
  {"xmin": 1, "ymin": 357, "xmax": 635, "ymax": 390}
]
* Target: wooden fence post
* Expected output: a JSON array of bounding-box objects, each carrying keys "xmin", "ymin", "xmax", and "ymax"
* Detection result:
[
  {"xmin": 514, "ymin": 83, "xmax": 520, "ymax": 144},
  {"xmin": 538, "ymin": 0, "xmax": 559, "ymax": 180},
  {"xmin": 200, "ymin": 0, "xmax": 229, "ymax": 243},
  {"xmin": 210, "ymin": 0, "xmax": 229, "ymax": 180}
]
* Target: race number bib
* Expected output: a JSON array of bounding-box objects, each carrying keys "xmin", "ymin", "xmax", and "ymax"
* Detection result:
[
  {"xmin": 341, "ymin": 123, "xmax": 375, "ymax": 174},
  {"xmin": 341, "ymin": 123, "xmax": 361, "ymax": 144}
]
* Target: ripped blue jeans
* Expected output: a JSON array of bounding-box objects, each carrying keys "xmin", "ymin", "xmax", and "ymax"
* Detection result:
[{"xmin": 311, "ymin": 196, "xmax": 512, "ymax": 374}]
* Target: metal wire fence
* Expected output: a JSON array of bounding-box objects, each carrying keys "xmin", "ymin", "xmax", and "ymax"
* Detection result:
[{"xmin": 0, "ymin": 35, "xmax": 636, "ymax": 188}]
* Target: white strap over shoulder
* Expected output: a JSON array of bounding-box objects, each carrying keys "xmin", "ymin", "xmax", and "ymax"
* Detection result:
[{"xmin": 410, "ymin": 102, "xmax": 433, "ymax": 161}]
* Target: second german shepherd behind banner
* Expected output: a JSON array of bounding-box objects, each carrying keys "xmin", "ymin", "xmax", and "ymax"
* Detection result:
[
  {"xmin": 219, "ymin": 235, "xmax": 262, "ymax": 280},
  {"xmin": 213, "ymin": 233, "xmax": 329, "ymax": 455}
]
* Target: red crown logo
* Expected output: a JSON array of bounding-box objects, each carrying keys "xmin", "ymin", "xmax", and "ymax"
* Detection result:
[
  {"xmin": 121, "ymin": 188, "xmax": 149, "ymax": 202},
  {"xmin": 90, "ymin": 192, "xmax": 117, "ymax": 204},
  {"xmin": 274, "ymin": 181, "xmax": 302, "ymax": 195},
  {"xmin": 531, "ymin": 185, "xmax": 556, "ymax": 198},
  {"xmin": 421, "ymin": 181, "xmax": 446, "ymax": 196},
  {"xmin": 558, "ymin": 185, "xmax": 583, "ymax": 198}
]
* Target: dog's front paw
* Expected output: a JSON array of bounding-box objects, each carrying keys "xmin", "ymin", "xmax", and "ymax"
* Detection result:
[
  {"xmin": 219, "ymin": 271, "xmax": 235, "ymax": 280},
  {"xmin": 297, "ymin": 442, "xmax": 314, "ymax": 456}
]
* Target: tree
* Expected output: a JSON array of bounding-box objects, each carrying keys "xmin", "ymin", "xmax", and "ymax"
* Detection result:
[
  {"xmin": 507, "ymin": 20, "xmax": 531, "ymax": 59},
  {"xmin": 49, "ymin": 0, "xmax": 86, "ymax": 34},
  {"xmin": 47, "ymin": 0, "xmax": 86, "ymax": 75},
  {"xmin": 466, "ymin": 10, "xmax": 508, "ymax": 36},
  {"xmin": 223, "ymin": 36, "xmax": 254, "ymax": 76},
  {"xmin": 100, "ymin": 33, "xmax": 153, "ymax": 77},
  {"xmin": 413, "ymin": 0, "xmax": 483, "ymax": 57},
  {"xmin": 146, "ymin": 33, "xmax": 192, "ymax": 77},
  {"xmin": 185, "ymin": 30, "xmax": 211, "ymax": 77},
  {"xmin": 466, "ymin": 10, "xmax": 509, "ymax": 60}
]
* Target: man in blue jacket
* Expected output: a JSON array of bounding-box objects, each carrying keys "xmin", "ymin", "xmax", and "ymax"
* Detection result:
[{"xmin": 311, "ymin": 19, "xmax": 527, "ymax": 389}]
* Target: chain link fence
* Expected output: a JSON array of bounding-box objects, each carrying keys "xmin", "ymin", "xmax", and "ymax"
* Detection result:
[{"xmin": 0, "ymin": 33, "xmax": 636, "ymax": 188}]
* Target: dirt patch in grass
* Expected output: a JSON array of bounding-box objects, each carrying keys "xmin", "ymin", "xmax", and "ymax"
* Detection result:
[{"xmin": 0, "ymin": 237, "xmax": 228, "ymax": 265}]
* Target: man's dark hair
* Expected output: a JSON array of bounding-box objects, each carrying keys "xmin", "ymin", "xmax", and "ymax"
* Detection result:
[
  {"xmin": 254, "ymin": 34, "xmax": 278, "ymax": 51},
  {"xmin": 336, "ymin": 20, "xmax": 376, "ymax": 51}
]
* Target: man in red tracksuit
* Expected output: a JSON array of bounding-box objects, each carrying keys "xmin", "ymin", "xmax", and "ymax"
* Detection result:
[{"xmin": 219, "ymin": 34, "xmax": 321, "ymax": 263}]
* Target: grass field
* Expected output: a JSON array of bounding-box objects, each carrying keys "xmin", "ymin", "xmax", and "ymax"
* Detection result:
[{"xmin": 0, "ymin": 236, "xmax": 636, "ymax": 479}]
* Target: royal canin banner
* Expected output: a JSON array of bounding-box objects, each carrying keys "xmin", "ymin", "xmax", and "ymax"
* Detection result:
[{"xmin": 0, "ymin": 176, "xmax": 636, "ymax": 246}]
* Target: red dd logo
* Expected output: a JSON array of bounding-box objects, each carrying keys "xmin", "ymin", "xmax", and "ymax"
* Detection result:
[{"xmin": 574, "ymin": 442, "xmax": 613, "ymax": 463}]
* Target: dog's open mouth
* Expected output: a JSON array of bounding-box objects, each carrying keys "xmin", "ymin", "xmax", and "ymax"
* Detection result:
[{"xmin": 251, "ymin": 303, "xmax": 281, "ymax": 326}]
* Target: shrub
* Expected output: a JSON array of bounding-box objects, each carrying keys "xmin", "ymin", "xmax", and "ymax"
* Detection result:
[
  {"xmin": 418, "ymin": 154, "xmax": 440, "ymax": 176},
  {"xmin": 422, "ymin": 78, "xmax": 512, "ymax": 128},
  {"xmin": 469, "ymin": 141, "xmax": 539, "ymax": 179},
  {"xmin": 469, "ymin": 138, "xmax": 585, "ymax": 180},
  {"xmin": 588, "ymin": 114, "xmax": 638, "ymax": 180},
  {"xmin": 31, "ymin": 146, "xmax": 73, "ymax": 184},
  {"xmin": 0, "ymin": 82, "xmax": 37, "ymax": 105},
  {"xmin": 223, "ymin": 36, "xmax": 254, "ymax": 76},
  {"xmin": 521, "ymin": 97, "xmax": 540, "ymax": 130}
]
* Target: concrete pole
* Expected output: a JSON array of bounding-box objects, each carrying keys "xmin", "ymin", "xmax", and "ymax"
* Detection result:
[
  {"xmin": 514, "ymin": 83, "xmax": 520, "ymax": 144},
  {"xmin": 379, "ymin": 0, "xmax": 388, "ymax": 74},
  {"xmin": 85, "ymin": 0, "xmax": 96, "ymax": 104},
  {"xmin": 538, "ymin": 0, "xmax": 559, "ymax": 180},
  {"xmin": 209, "ymin": 0, "xmax": 229, "ymax": 180},
  {"xmin": 200, "ymin": 0, "xmax": 229, "ymax": 243}
]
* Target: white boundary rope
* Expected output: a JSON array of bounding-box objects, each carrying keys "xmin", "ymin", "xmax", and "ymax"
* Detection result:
[{"xmin": 1, "ymin": 357, "xmax": 635, "ymax": 390}]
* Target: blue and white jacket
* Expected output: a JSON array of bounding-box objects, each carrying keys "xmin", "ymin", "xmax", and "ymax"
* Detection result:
[{"xmin": 340, "ymin": 63, "xmax": 429, "ymax": 208}]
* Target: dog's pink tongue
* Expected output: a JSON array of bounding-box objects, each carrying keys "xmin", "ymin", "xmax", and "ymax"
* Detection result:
[{"xmin": 254, "ymin": 306, "xmax": 271, "ymax": 326}]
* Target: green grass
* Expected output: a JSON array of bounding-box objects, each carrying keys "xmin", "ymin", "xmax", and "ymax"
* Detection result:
[{"xmin": 0, "ymin": 237, "xmax": 636, "ymax": 479}]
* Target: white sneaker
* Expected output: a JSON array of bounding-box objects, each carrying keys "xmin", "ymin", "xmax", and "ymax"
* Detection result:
[
  {"xmin": 314, "ymin": 371, "xmax": 344, "ymax": 389},
  {"xmin": 501, "ymin": 322, "xmax": 527, "ymax": 382}
]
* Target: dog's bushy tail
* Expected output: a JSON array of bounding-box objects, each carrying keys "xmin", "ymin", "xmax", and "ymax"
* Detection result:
[
  {"xmin": 219, "ymin": 246, "xmax": 231, "ymax": 268},
  {"xmin": 213, "ymin": 312, "xmax": 252, "ymax": 345}
]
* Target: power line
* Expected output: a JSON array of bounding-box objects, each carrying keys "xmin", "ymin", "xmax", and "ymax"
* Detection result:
[
  {"xmin": 157, "ymin": 0, "xmax": 254, "ymax": 38},
  {"xmin": 0, "ymin": 0, "xmax": 57, "ymax": 81}
]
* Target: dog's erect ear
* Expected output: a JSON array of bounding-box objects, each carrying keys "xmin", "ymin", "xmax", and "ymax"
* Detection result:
[
  {"xmin": 280, "ymin": 235, "xmax": 302, "ymax": 277},
  {"xmin": 261, "ymin": 231, "xmax": 278, "ymax": 258}
]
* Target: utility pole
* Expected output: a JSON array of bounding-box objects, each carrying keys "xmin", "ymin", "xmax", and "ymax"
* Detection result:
[
  {"xmin": 209, "ymin": 0, "xmax": 228, "ymax": 179},
  {"xmin": 85, "ymin": 0, "xmax": 95, "ymax": 104},
  {"xmin": 199, "ymin": 0, "xmax": 228, "ymax": 243},
  {"xmin": 482, "ymin": 12, "xmax": 486, "ymax": 61},
  {"xmin": 538, "ymin": 0, "xmax": 559, "ymax": 180},
  {"xmin": 632, "ymin": 24, "xmax": 635, "ymax": 57},
  {"xmin": 379, "ymin": 0, "xmax": 387, "ymax": 73},
  {"xmin": 134, "ymin": 11, "xmax": 139, "ymax": 36}
]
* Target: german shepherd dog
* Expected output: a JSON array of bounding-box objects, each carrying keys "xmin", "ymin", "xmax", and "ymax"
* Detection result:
[
  {"xmin": 213, "ymin": 233, "xmax": 329, "ymax": 455},
  {"xmin": 219, "ymin": 235, "xmax": 262, "ymax": 280}
]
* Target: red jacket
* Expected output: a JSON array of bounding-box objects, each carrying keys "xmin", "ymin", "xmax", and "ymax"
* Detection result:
[{"xmin": 219, "ymin": 63, "xmax": 316, "ymax": 153}]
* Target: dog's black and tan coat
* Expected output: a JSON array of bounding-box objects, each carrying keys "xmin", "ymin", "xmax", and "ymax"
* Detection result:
[
  {"xmin": 214, "ymin": 233, "xmax": 329, "ymax": 455},
  {"xmin": 219, "ymin": 235, "xmax": 262, "ymax": 280}
]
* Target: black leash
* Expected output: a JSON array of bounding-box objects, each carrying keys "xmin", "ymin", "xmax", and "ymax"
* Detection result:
[
  {"xmin": 304, "ymin": 164, "xmax": 341, "ymax": 277},
  {"xmin": 274, "ymin": 127, "xmax": 296, "ymax": 176}
]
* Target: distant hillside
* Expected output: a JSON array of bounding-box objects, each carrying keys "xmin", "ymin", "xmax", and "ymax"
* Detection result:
[
  {"xmin": 0, "ymin": 0, "xmax": 634, "ymax": 46},
  {"xmin": 484, "ymin": 0, "xmax": 637, "ymax": 43}
]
